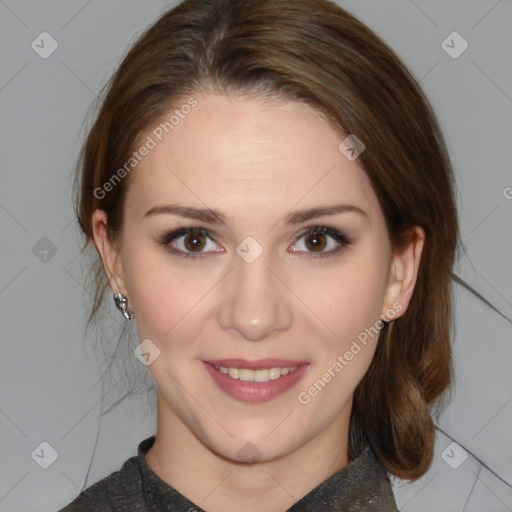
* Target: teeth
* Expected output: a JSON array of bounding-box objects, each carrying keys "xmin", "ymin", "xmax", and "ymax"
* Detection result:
[{"xmin": 214, "ymin": 365, "xmax": 299, "ymax": 382}]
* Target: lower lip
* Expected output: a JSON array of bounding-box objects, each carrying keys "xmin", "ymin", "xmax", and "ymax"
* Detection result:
[{"xmin": 202, "ymin": 362, "xmax": 310, "ymax": 403}]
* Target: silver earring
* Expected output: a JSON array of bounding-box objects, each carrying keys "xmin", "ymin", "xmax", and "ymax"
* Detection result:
[{"xmin": 113, "ymin": 292, "xmax": 134, "ymax": 320}]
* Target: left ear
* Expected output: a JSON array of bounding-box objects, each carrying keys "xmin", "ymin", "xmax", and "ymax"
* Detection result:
[{"xmin": 381, "ymin": 226, "xmax": 426, "ymax": 321}]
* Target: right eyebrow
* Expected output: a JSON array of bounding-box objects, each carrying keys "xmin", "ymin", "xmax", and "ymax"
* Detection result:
[{"xmin": 143, "ymin": 202, "xmax": 368, "ymax": 226}]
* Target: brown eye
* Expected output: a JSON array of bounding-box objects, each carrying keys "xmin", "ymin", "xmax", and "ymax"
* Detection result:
[
  {"xmin": 160, "ymin": 227, "xmax": 224, "ymax": 258},
  {"xmin": 290, "ymin": 226, "xmax": 352, "ymax": 258},
  {"xmin": 184, "ymin": 233, "xmax": 206, "ymax": 252},
  {"xmin": 304, "ymin": 232, "xmax": 327, "ymax": 252}
]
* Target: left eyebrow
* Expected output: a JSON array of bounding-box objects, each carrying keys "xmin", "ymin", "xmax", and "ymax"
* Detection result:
[
  {"xmin": 143, "ymin": 202, "xmax": 368, "ymax": 225},
  {"xmin": 284, "ymin": 204, "xmax": 368, "ymax": 224}
]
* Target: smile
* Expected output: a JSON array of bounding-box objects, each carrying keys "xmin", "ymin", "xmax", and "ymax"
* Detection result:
[
  {"xmin": 213, "ymin": 365, "xmax": 299, "ymax": 382},
  {"xmin": 203, "ymin": 361, "xmax": 309, "ymax": 403}
]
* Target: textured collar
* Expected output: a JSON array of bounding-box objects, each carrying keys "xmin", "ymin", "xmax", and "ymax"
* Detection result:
[{"xmin": 128, "ymin": 435, "xmax": 398, "ymax": 512}]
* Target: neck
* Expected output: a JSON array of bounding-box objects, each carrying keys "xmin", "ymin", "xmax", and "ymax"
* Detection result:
[{"xmin": 144, "ymin": 392, "xmax": 350, "ymax": 512}]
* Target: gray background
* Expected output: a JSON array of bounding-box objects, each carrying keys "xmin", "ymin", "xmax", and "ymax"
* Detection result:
[{"xmin": 1, "ymin": 1, "xmax": 511, "ymax": 511}]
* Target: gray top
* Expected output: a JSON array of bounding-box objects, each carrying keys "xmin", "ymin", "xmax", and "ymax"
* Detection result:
[{"xmin": 59, "ymin": 435, "xmax": 398, "ymax": 511}]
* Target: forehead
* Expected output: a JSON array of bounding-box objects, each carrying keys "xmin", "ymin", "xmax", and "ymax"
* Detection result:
[{"xmin": 126, "ymin": 93, "xmax": 380, "ymax": 222}]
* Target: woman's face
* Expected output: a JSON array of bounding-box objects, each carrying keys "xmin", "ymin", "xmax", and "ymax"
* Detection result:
[{"xmin": 94, "ymin": 92, "xmax": 419, "ymax": 464}]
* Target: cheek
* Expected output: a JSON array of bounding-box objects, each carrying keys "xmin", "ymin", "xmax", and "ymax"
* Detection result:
[
  {"xmin": 292, "ymin": 247, "xmax": 390, "ymax": 403},
  {"xmin": 301, "ymin": 251, "xmax": 388, "ymax": 347},
  {"xmin": 121, "ymin": 241, "xmax": 213, "ymax": 352},
  {"xmin": 295, "ymin": 258, "xmax": 387, "ymax": 410}
]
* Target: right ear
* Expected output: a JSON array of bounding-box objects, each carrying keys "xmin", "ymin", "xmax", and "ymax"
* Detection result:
[{"xmin": 91, "ymin": 209, "xmax": 127, "ymax": 296}]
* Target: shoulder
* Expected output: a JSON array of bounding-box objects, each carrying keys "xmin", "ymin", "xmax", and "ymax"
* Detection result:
[
  {"xmin": 58, "ymin": 437, "xmax": 155, "ymax": 512},
  {"xmin": 288, "ymin": 437, "xmax": 398, "ymax": 512},
  {"xmin": 58, "ymin": 471, "xmax": 115, "ymax": 511}
]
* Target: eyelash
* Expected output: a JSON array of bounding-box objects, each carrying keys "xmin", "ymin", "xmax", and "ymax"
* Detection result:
[{"xmin": 158, "ymin": 225, "xmax": 352, "ymax": 259}]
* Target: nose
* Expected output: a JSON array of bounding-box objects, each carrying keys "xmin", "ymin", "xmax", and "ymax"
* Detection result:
[{"xmin": 217, "ymin": 247, "xmax": 293, "ymax": 342}]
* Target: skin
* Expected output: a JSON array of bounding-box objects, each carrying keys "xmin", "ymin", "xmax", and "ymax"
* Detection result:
[{"xmin": 92, "ymin": 92, "xmax": 425, "ymax": 512}]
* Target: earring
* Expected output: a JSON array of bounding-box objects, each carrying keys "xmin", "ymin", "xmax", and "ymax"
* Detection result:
[{"xmin": 113, "ymin": 292, "xmax": 134, "ymax": 320}]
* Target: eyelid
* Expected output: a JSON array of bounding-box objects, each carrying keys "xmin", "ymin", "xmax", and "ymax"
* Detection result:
[
  {"xmin": 294, "ymin": 225, "xmax": 351, "ymax": 244},
  {"xmin": 159, "ymin": 226, "xmax": 215, "ymax": 246},
  {"xmin": 158, "ymin": 226, "xmax": 223, "ymax": 259},
  {"xmin": 159, "ymin": 225, "xmax": 352, "ymax": 258},
  {"xmin": 289, "ymin": 225, "xmax": 352, "ymax": 257}
]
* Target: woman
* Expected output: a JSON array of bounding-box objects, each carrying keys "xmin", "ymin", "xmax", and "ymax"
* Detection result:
[{"xmin": 60, "ymin": 0, "xmax": 460, "ymax": 510}]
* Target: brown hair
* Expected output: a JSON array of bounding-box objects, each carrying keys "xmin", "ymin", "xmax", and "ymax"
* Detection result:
[{"xmin": 74, "ymin": 0, "xmax": 460, "ymax": 480}]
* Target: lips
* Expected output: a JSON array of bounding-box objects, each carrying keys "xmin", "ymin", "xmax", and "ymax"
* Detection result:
[
  {"xmin": 202, "ymin": 359, "xmax": 310, "ymax": 403},
  {"xmin": 204, "ymin": 358, "xmax": 309, "ymax": 370}
]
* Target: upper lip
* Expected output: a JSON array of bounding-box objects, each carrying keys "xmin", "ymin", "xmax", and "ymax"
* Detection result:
[{"xmin": 204, "ymin": 358, "xmax": 309, "ymax": 370}]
